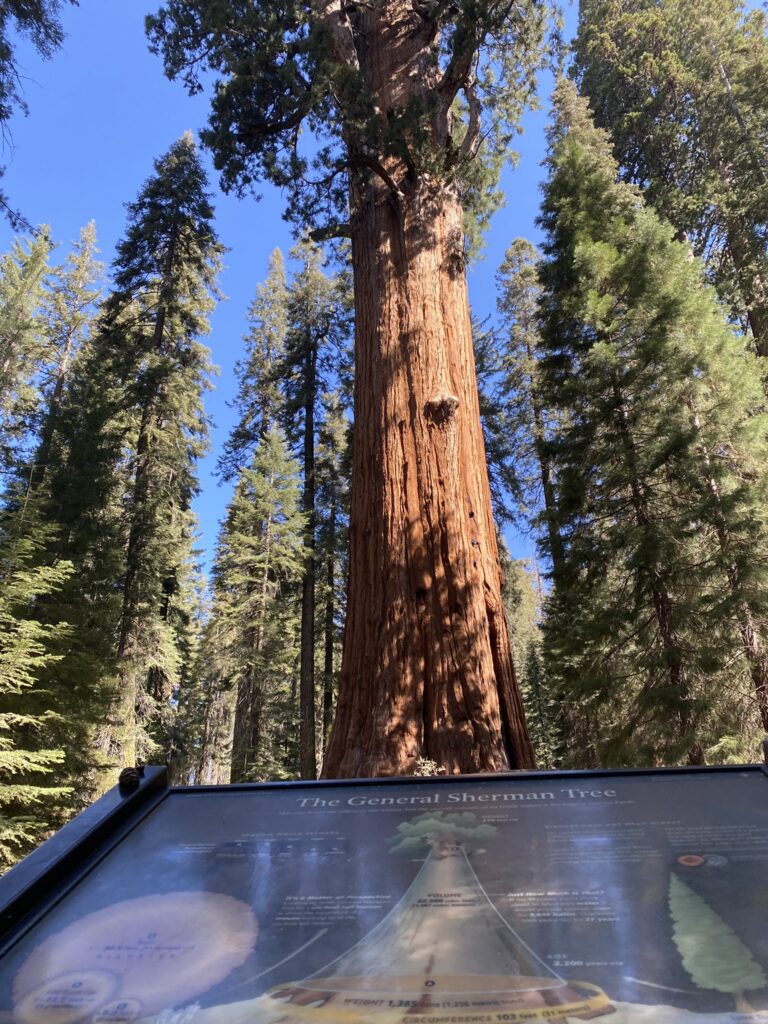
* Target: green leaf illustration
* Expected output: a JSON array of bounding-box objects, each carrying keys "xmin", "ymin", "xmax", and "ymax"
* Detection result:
[{"xmin": 669, "ymin": 874, "xmax": 767, "ymax": 995}]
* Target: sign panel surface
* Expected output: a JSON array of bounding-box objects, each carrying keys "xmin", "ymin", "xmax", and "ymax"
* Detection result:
[{"xmin": 1, "ymin": 770, "xmax": 768, "ymax": 1024}]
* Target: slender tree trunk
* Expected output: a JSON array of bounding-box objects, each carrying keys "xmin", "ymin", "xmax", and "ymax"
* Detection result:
[
  {"xmin": 322, "ymin": 503, "xmax": 337, "ymax": 756},
  {"xmin": 299, "ymin": 346, "xmax": 317, "ymax": 779},
  {"xmin": 231, "ymin": 510, "xmax": 273, "ymax": 782},
  {"xmin": 735, "ymin": 603, "xmax": 768, "ymax": 731},
  {"xmin": 525, "ymin": 337, "xmax": 564, "ymax": 576},
  {"xmin": 231, "ymin": 665, "xmax": 264, "ymax": 782},
  {"xmin": 196, "ymin": 628, "xmax": 235, "ymax": 787},
  {"xmin": 323, "ymin": 172, "xmax": 533, "ymax": 775},
  {"xmin": 101, "ymin": 393, "xmax": 157, "ymax": 772}
]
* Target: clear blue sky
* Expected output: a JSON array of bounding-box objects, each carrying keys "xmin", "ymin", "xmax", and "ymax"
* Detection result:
[{"xmin": 0, "ymin": 1, "xmax": 577, "ymax": 571}]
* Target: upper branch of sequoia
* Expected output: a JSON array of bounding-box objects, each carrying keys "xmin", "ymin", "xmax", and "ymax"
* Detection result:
[{"xmin": 147, "ymin": 0, "xmax": 553, "ymax": 234}]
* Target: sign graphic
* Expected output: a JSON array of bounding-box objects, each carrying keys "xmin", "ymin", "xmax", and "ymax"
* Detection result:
[{"xmin": 1, "ymin": 771, "xmax": 767, "ymax": 1024}]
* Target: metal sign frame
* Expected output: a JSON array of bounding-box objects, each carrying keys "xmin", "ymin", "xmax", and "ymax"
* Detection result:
[{"xmin": 3, "ymin": 762, "xmax": 766, "ymax": 956}]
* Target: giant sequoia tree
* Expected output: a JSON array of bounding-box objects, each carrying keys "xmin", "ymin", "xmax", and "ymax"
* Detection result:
[{"xmin": 148, "ymin": 0, "xmax": 550, "ymax": 775}]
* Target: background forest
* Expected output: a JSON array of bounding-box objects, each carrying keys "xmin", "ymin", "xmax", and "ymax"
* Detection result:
[{"xmin": 2, "ymin": 0, "xmax": 768, "ymax": 867}]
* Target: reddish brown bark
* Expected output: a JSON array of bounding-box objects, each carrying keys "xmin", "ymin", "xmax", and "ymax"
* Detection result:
[
  {"xmin": 318, "ymin": 3, "xmax": 533, "ymax": 777},
  {"xmin": 323, "ymin": 180, "xmax": 533, "ymax": 776}
]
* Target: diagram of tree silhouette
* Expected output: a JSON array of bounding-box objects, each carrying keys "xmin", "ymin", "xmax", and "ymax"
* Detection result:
[{"xmin": 389, "ymin": 811, "xmax": 498, "ymax": 856}]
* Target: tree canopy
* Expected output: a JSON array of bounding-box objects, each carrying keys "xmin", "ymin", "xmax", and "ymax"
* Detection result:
[{"xmin": 147, "ymin": 0, "xmax": 551, "ymax": 237}]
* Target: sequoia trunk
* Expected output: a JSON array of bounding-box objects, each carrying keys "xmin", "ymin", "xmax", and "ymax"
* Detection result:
[{"xmin": 323, "ymin": 176, "xmax": 534, "ymax": 776}]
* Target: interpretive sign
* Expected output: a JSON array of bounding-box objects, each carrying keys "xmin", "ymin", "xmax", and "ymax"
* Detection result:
[{"xmin": 1, "ymin": 768, "xmax": 768, "ymax": 1024}]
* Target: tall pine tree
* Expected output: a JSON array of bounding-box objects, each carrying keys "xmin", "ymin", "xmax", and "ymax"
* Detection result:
[
  {"xmin": 93, "ymin": 134, "xmax": 222, "ymax": 780},
  {"xmin": 216, "ymin": 428, "xmax": 306, "ymax": 783},
  {"xmin": 281, "ymin": 240, "xmax": 351, "ymax": 780},
  {"xmin": 573, "ymin": 0, "xmax": 768, "ymax": 354},
  {"xmin": 0, "ymin": 231, "xmax": 53, "ymax": 474},
  {"xmin": 0, "ymin": 224, "xmax": 107, "ymax": 823},
  {"xmin": 538, "ymin": 81, "xmax": 768, "ymax": 766},
  {"xmin": 219, "ymin": 248, "xmax": 288, "ymax": 480},
  {"xmin": 316, "ymin": 391, "xmax": 351, "ymax": 763}
]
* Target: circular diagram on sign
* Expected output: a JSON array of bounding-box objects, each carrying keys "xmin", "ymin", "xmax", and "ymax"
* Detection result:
[{"xmin": 13, "ymin": 891, "xmax": 258, "ymax": 1024}]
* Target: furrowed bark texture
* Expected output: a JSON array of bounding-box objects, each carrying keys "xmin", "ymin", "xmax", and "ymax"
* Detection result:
[
  {"xmin": 323, "ymin": 183, "xmax": 533, "ymax": 777},
  {"xmin": 322, "ymin": 5, "xmax": 533, "ymax": 777}
]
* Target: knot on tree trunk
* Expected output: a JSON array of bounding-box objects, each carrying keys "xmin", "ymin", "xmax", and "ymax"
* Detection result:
[{"xmin": 425, "ymin": 391, "xmax": 459, "ymax": 426}]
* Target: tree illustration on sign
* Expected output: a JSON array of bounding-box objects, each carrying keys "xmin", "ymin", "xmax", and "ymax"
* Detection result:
[
  {"xmin": 389, "ymin": 811, "xmax": 498, "ymax": 856},
  {"xmin": 669, "ymin": 874, "xmax": 767, "ymax": 1011}
]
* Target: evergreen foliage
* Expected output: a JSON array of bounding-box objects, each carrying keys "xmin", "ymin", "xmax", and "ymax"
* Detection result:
[
  {"xmin": 537, "ymin": 81, "xmax": 768, "ymax": 766},
  {"xmin": 216, "ymin": 428, "xmax": 306, "ymax": 783},
  {"xmin": 147, "ymin": 1, "xmax": 552, "ymax": 237},
  {"xmin": 316, "ymin": 391, "xmax": 351, "ymax": 761},
  {"xmin": 501, "ymin": 552, "xmax": 558, "ymax": 768},
  {"xmin": 573, "ymin": 0, "xmax": 768, "ymax": 353},
  {"xmin": 0, "ymin": 223, "xmax": 109, "ymax": 834},
  {"xmin": 172, "ymin": 613, "xmax": 235, "ymax": 786},
  {"xmin": 35, "ymin": 222, "xmax": 103, "ymax": 483},
  {"xmin": 0, "ymin": 231, "xmax": 53, "ymax": 472},
  {"xmin": 281, "ymin": 240, "xmax": 352, "ymax": 779},
  {"xmin": 92, "ymin": 133, "xmax": 223, "ymax": 780},
  {"xmin": 0, "ymin": 498, "xmax": 71, "ymax": 866},
  {"xmin": 219, "ymin": 248, "xmax": 288, "ymax": 480},
  {"xmin": 495, "ymin": 239, "xmax": 564, "ymax": 570}
]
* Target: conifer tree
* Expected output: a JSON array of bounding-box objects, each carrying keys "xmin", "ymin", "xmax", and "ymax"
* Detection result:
[
  {"xmin": 502, "ymin": 553, "xmax": 557, "ymax": 767},
  {"xmin": 219, "ymin": 248, "xmax": 289, "ymax": 480},
  {"xmin": 472, "ymin": 316, "xmax": 520, "ymax": 528},
  {"xmin": 93, "ymin": 134, "xmax": 223, "ymax": 778},
  {"xmin": 281, "ymin": 241, "xmax": 351, "ymax": 779},
  {"xmin": 35, "ymin": 303, "xmax": 132, "ymax": 800},
  {"xmin": 538, "ymin": 82, "xmax": 768, "ymax": 766},
  {"xmin": 573, "ymin": 0, "xmax": 768, "ymax": 353},
  {"xmin": 0, "ymin": 223, "xmax": 116, "ymax": 812},
  {"xmin": 0, "ymin": 231, "xmax": 53, "ymax": 473},
  {"xmin": 216, "ymin": 428, "xmax": 306, "ymax": 783},
  {"xmin": 34, "ymin": 222, "xmax": 102, "ymax": 486},
  {"xmin": 316, "ymin": 391, "xmax": 351, "ymax": 761},
  {"xmin": 0, "ymin": 500, "xmax": 71, "ymax": 867},
  {"xmin": 174, "ymin": 613, "xmax": 235, "ymax": 786},
  {"xmin": 495, "ymin": 239, "xmax": 564, "ymax": 575}
]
